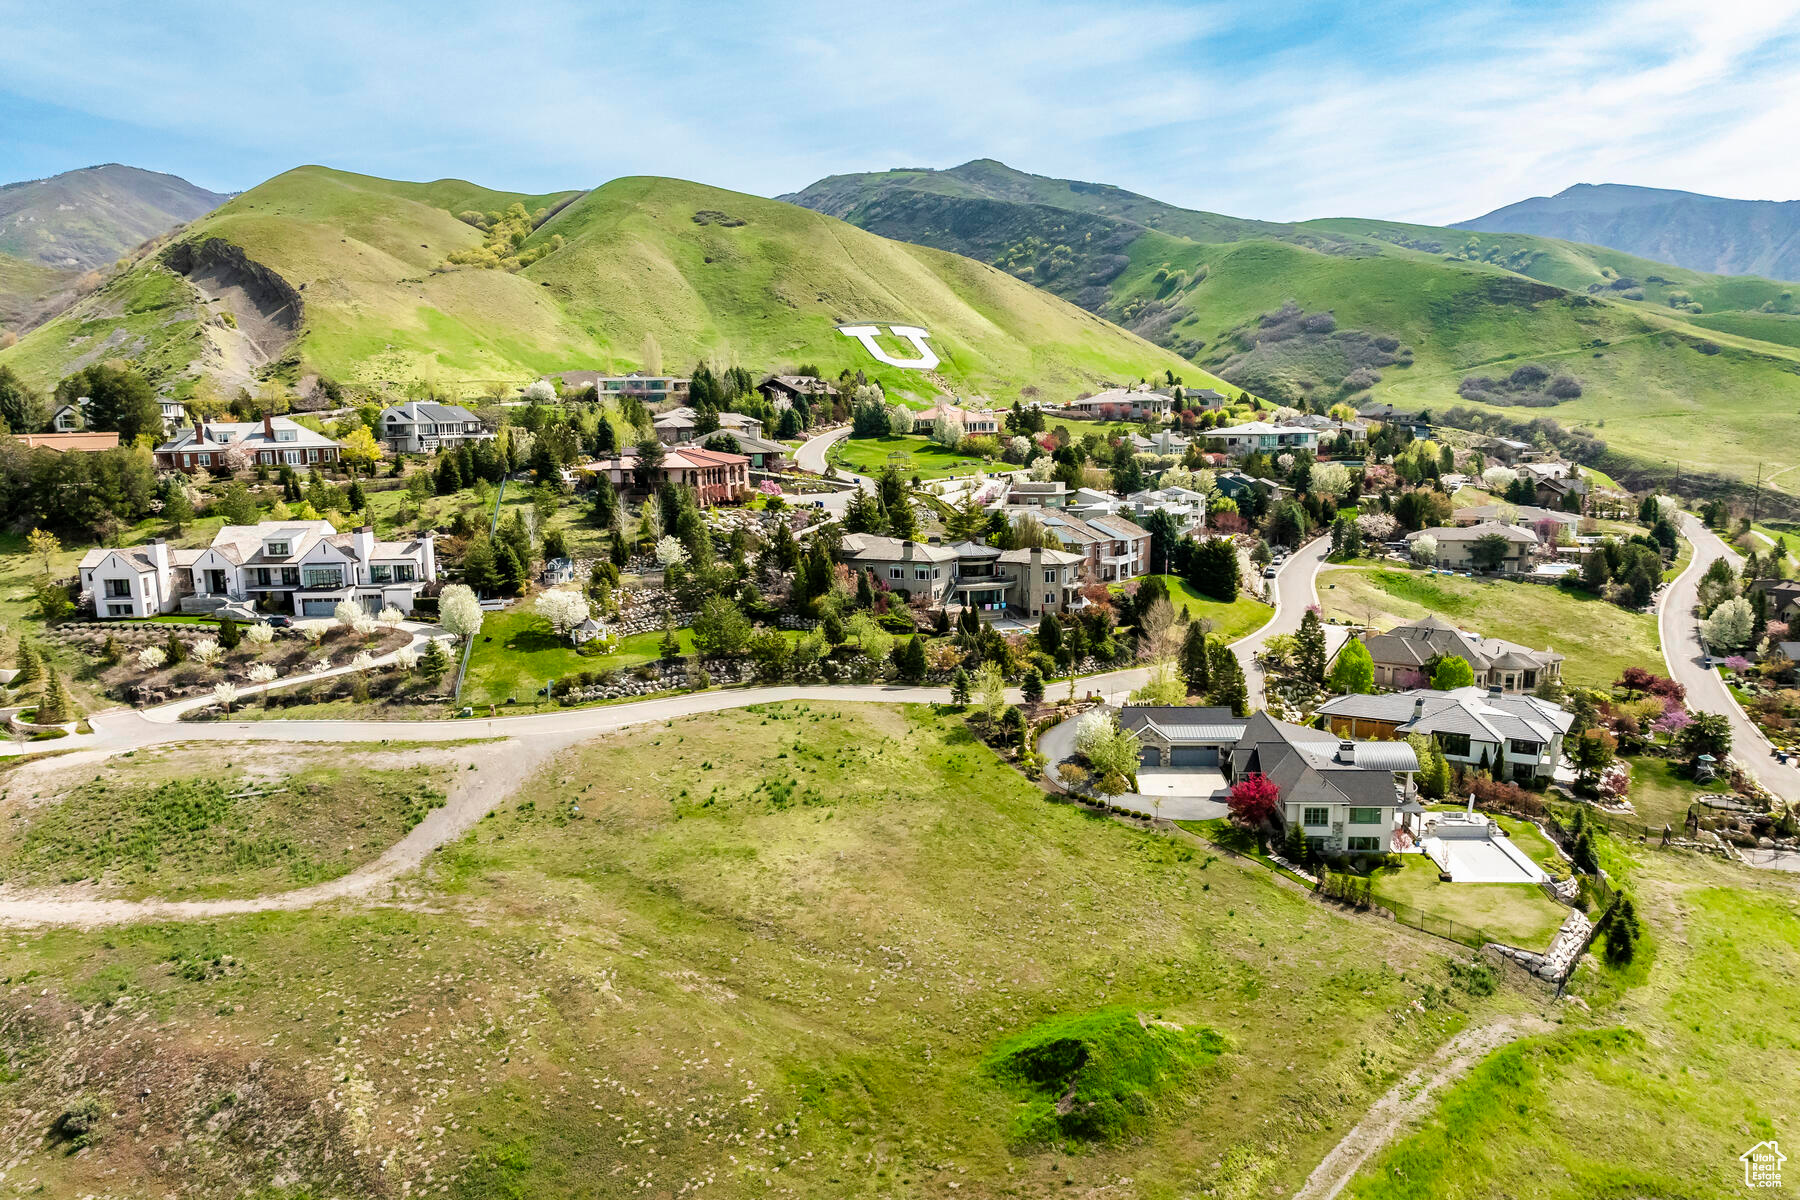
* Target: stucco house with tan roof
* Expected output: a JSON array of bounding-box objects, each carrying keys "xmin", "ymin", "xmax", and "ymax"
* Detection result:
[{"xmin": 1361, "ymin": 615, "xmax": 1562, "ymax": 693}]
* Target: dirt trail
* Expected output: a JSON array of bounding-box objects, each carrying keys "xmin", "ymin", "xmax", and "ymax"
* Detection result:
[
  {"xmin": 1293, "ymin": 1015, "xmax": 1548, "ymax": 1200},
  {"xmin": 0, "ymin": 730, "xmax": 581, "ymax": 928}
]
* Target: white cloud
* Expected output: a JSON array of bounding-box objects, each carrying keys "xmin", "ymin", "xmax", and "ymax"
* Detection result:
[{"xmin": 0, "ymin": 0, "xmax": 1797, "ymax": 223}]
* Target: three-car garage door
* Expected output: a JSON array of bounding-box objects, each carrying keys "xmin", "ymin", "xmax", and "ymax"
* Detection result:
[{"xmin": 1170, "ymin": 746, "xmax": 1219, "ymax": 768}]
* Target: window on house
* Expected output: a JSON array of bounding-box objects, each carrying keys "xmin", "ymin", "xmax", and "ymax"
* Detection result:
[
  {"xmin": 889, "ymin": 567, "xmax": 903, "ymax": 579},
  {"xmin": 1302, "ymin": 807, "xmax": 1330, "ymax": 827},
  {"xmin": 284, "ymin": 450, "xmax": 302, "ymax": 465},
  {"xmin": 276, "ymin": 428, "xmax": 297, "ymax": 442},
  {"xmin": 1044, "ymin": 593, "xmax": 1054, "ymax": 605},
  {"xmin": 1437, "ymin": 732, "xmax": 1472, "ymax": 757},
  {"xmin": 281, "ymin": 567, "xmax": 299, "ymax": 586},
  {"xmin": 108, "ymin": 603, "xmax": 133, "ymax": 617},
  {"xmin": 265, "ymin": 541, "xmax": 289, "ymax": 557},
  {"xmin": 1347, "ymin": 836, "xmax": 1380, "ymax": 852},
  {"xmin": 306, "ymin": 449, "xmax": 320, "ymax": 462},
  {"xmin": 1522, "ymin": 670, "xmax": 1537, "ymax": 688},
  {"xmin": 301, "ymin": 567, "xmax": 344, "ymax": 588},
  {"xmin": 1347, "ymin": 807, "xmax": 1383, "ymax": 825},
  {"xmin": 197, "ymin": 453, "xmax": 211, "ymax": 466},
  {"xmin": 104, "ymin": 579, "xmax": 131, "ymax": 598},
  {"xmin": 914, "ymin": 567, "xmax": 931, "ymax": 580},
  {"xmin": 1508, "ymin": 738, "xmax": 1542, "ymax": 757}
]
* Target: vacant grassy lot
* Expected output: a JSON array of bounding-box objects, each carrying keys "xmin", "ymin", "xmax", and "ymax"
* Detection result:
[
  {"xmin": 0, "ymin": 705, "xmax": 1511, "ymax": 1199},
  {"xmin": 1372, "ymin": 856, "xmax": 1569, "ymax": 950},
  {"xmin": 1124, "ymin": 573, "xmax": 1274, "ymax": 643},
  {"xmin": 1346, "ymin": 848, "xmax": 1800, "ymax": 1198},
  {"xmin": 458, "ymin": 605, "xmax": 703, "ymax": 706},
  {"xmin": 0, "ymin": 742, "xmax": 451, "ymax": 899},
  {"xmin": 829, "ymin": 433, "xmax": 990, "ymax": 480},
  {"xmin": 1624, "ymin": 753, "xmax": 1732, "ymax": 831},
  {"xmin": 1319, "ymin": 567, "xmax": 1660, "ymax": 686}
]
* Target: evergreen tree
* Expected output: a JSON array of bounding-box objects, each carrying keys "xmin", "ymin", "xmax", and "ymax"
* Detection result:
[
  {"xmin": 1207, "ymin": 641, "xmax": 1249, "ymax": 716},
  {"xmin": 1180, "ymin": 623, "xmax": 1211, "ymax": 696},
  {"xmin": 1037, "ymin": 612, "xmax": 1063, "ymax": 656},
  {"xmin": 1295, "ymin": 608, "xmax": 1327, "ymax": 685},
  {"xmin": 161, "ymin": 484, "xmax": 194, "ymax": 533},
  {"xmin": 1021, "ymin": 669, "xmax": 1045, "ymax": 704},
  {"xmin": 164, "ymin": 630, "xmax": 187, "ymax": 665},
  {"xmin": 419, "ymin": 638, "xmax": 450, "ymax": 681},
  {"xmin": 609, "ymin": 528, "xmax": 630, "ymax": 567},
  {"xmin": 495, "ymin": 543, "xmax": 526, "ymax": 595},
  {"xmin": 218, "ymin": 617, "xmax": 242, "ymax": 650},
  {"xmin": 856, "ymin": 569, "xmax": 876, "ymax": 611},
  {"xmin": 463, "ymin": 535, "xmax": 499, "ymax": 592},
  {"xmin": 951, "ymin": 666, "xmax": 971, "ymax": 705},
  {"xmin": 822, "ymin": 611, "xmax": 845, "ymax": 646},
  {"xmin": 35, "ymin": 670, "xmax": 74, "ymax": 724},
  {"xmin": 896, "ymin": 635, "xmax": 928, "ymax": 683},
  {"xmin": 12, "ymin": 639, "xmax": 42, "ymax": 689}
]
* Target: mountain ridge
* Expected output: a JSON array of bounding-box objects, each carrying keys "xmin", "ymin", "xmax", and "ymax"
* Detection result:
[{"xmin": 1455, "ymin": 182, "xmax": 1800, "ymax": 281}]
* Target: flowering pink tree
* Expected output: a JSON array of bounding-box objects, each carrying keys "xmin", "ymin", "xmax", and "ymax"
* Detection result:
[
  {"xmin": 1228, "ymin": 773, "xmax": 1282, "ymax": 833},
  {"xmin": 758, "ymin": 479, "xmax": 782, "ymax": 496},
  {"xmin": 1598, "ymin": 760, "xmax": 1630, "ymax": 805}
]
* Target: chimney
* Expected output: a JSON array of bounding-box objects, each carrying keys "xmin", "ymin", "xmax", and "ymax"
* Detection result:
[
  {"xmin": 193, "ymin": 416, "xmax": 206, "ymax": 443},
  {"xmin": 1337, "ymin": 739, "xmax": 1356, "ymax": 765},
  {"xmin": 901, "ymin": 540, "xmax": 914, "ymax": 561},
  {"xmin": 263, "ymin": 413, "xmax": 275, "ymax": 437},
  {"xmin": 1412, "ymin": 697, "xmax": 1426, "ymax": 721},
  {"xmin": 146, "ymin": 537, "xmax": 170, "ymax": 574},
  {"xmin": 1488, "ymin": 685, "xmax": 1504, "ymax": 700},
  {"xmin": 354, "ymin": 524, "xmax": 375, "ymax": 565}
]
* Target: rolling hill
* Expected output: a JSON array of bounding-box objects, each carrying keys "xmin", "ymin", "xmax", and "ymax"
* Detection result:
[
  {"xmin": 0, "ymin": 165, "xmax": 1211, "ymax": 406},
  {"xmin": 785, "ymin": 160, "xmax": 1800, "ymax": 507},
  {"xmin": 1456, "ymin": 183, "xmax": 1800, "ymax": 282}
]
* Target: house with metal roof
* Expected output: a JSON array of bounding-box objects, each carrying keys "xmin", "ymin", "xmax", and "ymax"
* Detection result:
[
  {"xmin": 1119, "ymin": 705, "xmax": 1246, "ymax": 769},
  {"xmin": 1317, "ymin": 687, "xmax": 1573, "ymax": 783},
  {"xmin": 1360, "ymin": 615, "xmax": 1563, "ymax": 693}
]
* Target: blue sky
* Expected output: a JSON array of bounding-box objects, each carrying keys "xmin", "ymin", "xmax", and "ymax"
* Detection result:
[{"xmin": 2, "ymin": 0, "xmax": 1798, "ymax": 223}]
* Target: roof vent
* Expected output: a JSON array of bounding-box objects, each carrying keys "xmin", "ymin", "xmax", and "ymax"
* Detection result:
[{"xmin": 1337, "ymin": 740, "xmax": 1356, "ymax": 764}]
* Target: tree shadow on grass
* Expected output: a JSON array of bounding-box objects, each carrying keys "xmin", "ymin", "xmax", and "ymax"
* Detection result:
[{"xmin": 504, "ymin": 624, "xmax": 565, "ymax": 654}]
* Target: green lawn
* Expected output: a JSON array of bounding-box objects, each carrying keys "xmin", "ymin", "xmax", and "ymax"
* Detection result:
[
  {"xmin": 1125, "ymin": 574, "xmax": 1274, "ymax": 642},
  {"xmin": 1623, "ymin": 753, "xmax": 1731, "ymax": 831},
  {"xmin": 1319, "ymin": 567, "xmax": 1660, "ymax": 687},
  {"xmin": 0, "ymin": 704, "xmax": 1503, "ymax": 1199},
  {"xmin": 459, "ymin": 605, "xmax": 700, "ymax": 706},
  {"xmin": 829, "ymin": 433, "xmax": 992, "ymax": 480},
  {"xmin": 1372, "ymin": 856, "xmax": 1568, "ymax": 950}
]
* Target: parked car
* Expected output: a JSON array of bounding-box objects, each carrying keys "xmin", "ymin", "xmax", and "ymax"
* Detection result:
[
  {"xmin": 1262, "ymin": 565, "xmax": 1278, "ymax": 579},
  {"xmin": 263, "ymin": 615, "xmax": 292, "ymax": 628}
]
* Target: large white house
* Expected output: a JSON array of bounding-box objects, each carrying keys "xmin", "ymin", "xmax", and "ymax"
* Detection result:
[
  {"xmin": 378, "ymin": 402, "xmax": 493, "ymax": 454},
  {"xmin": 79, "ymin": 521, "xmax": 437, "ymax": 620},
  {"xmin": 1203, "ymin": 421, "xmax": 1321, "ymax": 457}
]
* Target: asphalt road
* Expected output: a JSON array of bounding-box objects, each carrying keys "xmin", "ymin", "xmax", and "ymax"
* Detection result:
[{"xmin": 1661, "ymin": 515, "xmax": 1800, "ymax": 804}]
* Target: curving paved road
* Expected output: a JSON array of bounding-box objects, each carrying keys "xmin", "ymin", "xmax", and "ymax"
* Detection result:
[{"xmin": 1662, "ymin": 515, "xmax": 1800, "ymax": 804}]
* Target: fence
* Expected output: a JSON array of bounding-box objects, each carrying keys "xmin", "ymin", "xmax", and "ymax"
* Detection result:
[{"xmin": 1371, "ymin": 897, "xmax": 1503, "ymax": 951}]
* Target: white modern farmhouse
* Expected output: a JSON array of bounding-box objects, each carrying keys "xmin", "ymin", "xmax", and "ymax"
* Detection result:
[{"xmin": 79, "ymin": 521, "xmax": 437, "ymax": 620}]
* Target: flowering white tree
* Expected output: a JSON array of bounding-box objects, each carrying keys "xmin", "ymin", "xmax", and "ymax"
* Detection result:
[
  {"xmin": 1481, "ymin": 465, "xmax": 1519, "ymax": 493},
  {"xmin": 1006, "ymin": 435, "xmax": 1032, "ymax": 462},
  {"xmin": 136, "ymin": 646, "xmax": 167, "ymax": 671},
  {"xmin": 1310, "ymin": 463, "xmax": 1352, "ymax": 501},
  {"xmin": 212, "ymin": 682, "xmax": 239, "ymax": 713},
  {"xmin": 297, "ymin": 622, "xmax": 326, "ymax": 643},
  {"xmin": 311, "ymin": 655, "xmax": 333, "ymax": 672},
  {"xmin": 1410, "ymin": 533, "xmax": 1438, "ymax": 566},
  {"xmin": 655, "ymin": 535, "xmax": 689, "ymax": 567},
  {"xmin": 221, "ymin": 441, "xmax": 255, "ymax": 473},
  {"xmin": 438, "ymin": 584, "xmax": 483, "ymax": 643},
  {"xmin": 536, "ymin": 589, "xmax": 591, "ymax": 641},
  {"xmin": 247, "ymin": 663, "xmax": 278, "ymax": 684},
  {"xmin": 351, "ymin": 651, "xmax": 376, "ymax": 670},
  {"xmin": 394, "ymin": 647, "xmax": 420, "ymax": 671},
  {"xmin": 378, "ymin": 606, "xmax": 405, "ymax": 625},
  {"xmin": 524, "ymin": 379, "xmax": 557, "ymax": 403},
  {"xmin": 333, "ymin": 599, "xmax": 362, "ymax": 627},
  {"xmin": 930, "ymin": 414, "xmax": 965, "ymax": 447},
  {"xmin": 1356, "ymin": 511, "xmax": 1399, "ymax": 542},
  {"xmin": 191, "ymin": 638, "xmax": 223, "ymax": 665},
  {"xmin": 1701, "ymin": 596, "xmax": 1755, "ymax": 651},
  {"xmin": 352, "ymin": 614, "xmax": 380, "ymax": 638},
  {"xmin": 243, "ymin": 622, "xmax": 275, "ymax": 646},
  {"xmin": 1028, "ymin": 456, "xmax": 1055, "ymax": 483}
]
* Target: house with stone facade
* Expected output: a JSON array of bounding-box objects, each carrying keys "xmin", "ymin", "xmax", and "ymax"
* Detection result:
[
  {"xmin": 1317, "ymin": 687, "xmax": 1572, "ymax": 784},
  {"xmin": 1229, "ymin": 711, "xmax": 1420, "ymax": 854},
  {"xmin": 838, "ymin": 534, "xmax": 1089, "ymax": 618}
]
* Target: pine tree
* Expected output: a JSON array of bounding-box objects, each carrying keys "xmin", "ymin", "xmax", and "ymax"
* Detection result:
[
  {"xmin": 12, "ymin": 638, "xmax": 42, "ymax": 688},
  {"xmin": 1295, "ymin": 608, "xmax": 1327, "ymax": 685},
  {"xmin": 1037, "ymin": 612, "xmax": 1063, "ymax": 657},
  {"xmin": 856, "ymin": 569, "xmax": 876, "ymax": 611},
  {"xmin": 35, "ymin": 670, "xmax": 74, "ymax": 724},
  {"xmin": 1022, "ymin": 669, "xmax": 1045, "ymax": 703},
  {"xmin": 494, "ymin": 543, "xmax": 526, "ymax": 596},
  {"xmin": 218, "ymin": 618, "xmax": 242, "ymax": 651},
  {"xmin": 951, "ymin": 666, "xmax": 971, "ymax": 705},
  {"xmin": 609, "ymin": 528, "xmax": 630, "ymax": 568},
  {"xmin": 164, "ymin": 631, "xmax": 187, "ymax": 665},
  {"xmin": 419, "ymin": 638, "xmax": 450, "ymax": 681},
  {"xmin": 1207, "ymin": 641, "xmax": 1249, "ymax": 717},
  {"xmin": 1180, "ymin": 623, "xmax": 1210, "ymax": 696},
  {"xmin": 896, "ymin": 635, "xmax": 928, "ymax": 683}
]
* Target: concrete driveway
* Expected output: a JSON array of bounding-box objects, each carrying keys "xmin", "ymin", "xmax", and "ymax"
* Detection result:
[{"xmin": 1037, "ymin": 707, "xmax": 1229, "ymax": 822}]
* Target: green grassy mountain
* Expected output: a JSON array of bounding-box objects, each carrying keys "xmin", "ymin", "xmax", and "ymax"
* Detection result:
[
  {"xmin": 1456, "ymin": 183, "xmax": 1800, "ymax": 281},
  {"xmin": 785, "ymin": 161, "xmax": 1800, "ymax": 505},
  {"xmin": 0, "ymin": 165, "xmax": 1210, "ymax": 406},
  {"xmin": 0, "ymin": 163, "xmax": 228, "ymax": 270}
]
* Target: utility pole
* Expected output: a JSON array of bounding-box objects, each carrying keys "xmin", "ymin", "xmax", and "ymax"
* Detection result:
[{"xmin": 1752, "ymin": 461, "xmax": 1763, "ymax": 526}]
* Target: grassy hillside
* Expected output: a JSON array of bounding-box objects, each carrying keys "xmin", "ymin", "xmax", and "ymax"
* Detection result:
[
  {"xmin": 0, "ymin": 166, "xmax": 1206, "ymax": 404},
  {"xmin": 0, "ymin": 706, "xmax": 1511, "ymax": 1198},
  {"xmin": 0, "ymin": 250, "xmax": 79, "ymax": 334},
  {"xmin": 787, "ymin": 161, "xmax": 1800, "ymax": 503}
]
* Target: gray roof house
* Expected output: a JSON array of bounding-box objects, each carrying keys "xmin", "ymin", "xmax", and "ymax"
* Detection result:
[
  {"xmin": 1120, "ymin": 705, "xmax": 1247, "ymax": 768},
  {"xmin": 379, "ymin": 402, "xmax": 493, "ymax": 454},
  {"xmin": 1229, "ymin": 711, "xmax": 1420, "ymax": 854},
  {"xmin": 839, "ymin": 534, "xmax": 1088, "ymax": 618},
  {"xmin": 1361, "ymin": 615, "xmax": 1562, "ymax": 693},
  {"xmin": 1406, "ymin": 521, "xmax": 1538, "ymax": 573},
  {"xmin": 1318, "ymin": 687, "xmax": 1573, "ymax": 783}
]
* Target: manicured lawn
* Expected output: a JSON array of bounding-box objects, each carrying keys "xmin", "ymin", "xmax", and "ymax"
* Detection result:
[
  {"xmin": 459, "ymin": 605, "xmax": 699, "ymax": 706},
  {"xmin": 1624, "ymin": 753, "xmax": 1731, "ymax": 830},
  {"xmin": 1319, "ymin": 567, "xmax": 1660, "ymax": 686},
  {"xmin": 1489, "ymin": 813, "xmax": 1562, "ymax": 869},
  {"xmin": 829, "ymin": 434, "xmax": 992, "ymax": 480},
  {"xmin": 1123, "ymin": 574, "xmax": 1274, "ymax": 643},
  {"xmin": 1372, "ymin": 856, "xmax": 1568, "ymax": 950}
]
